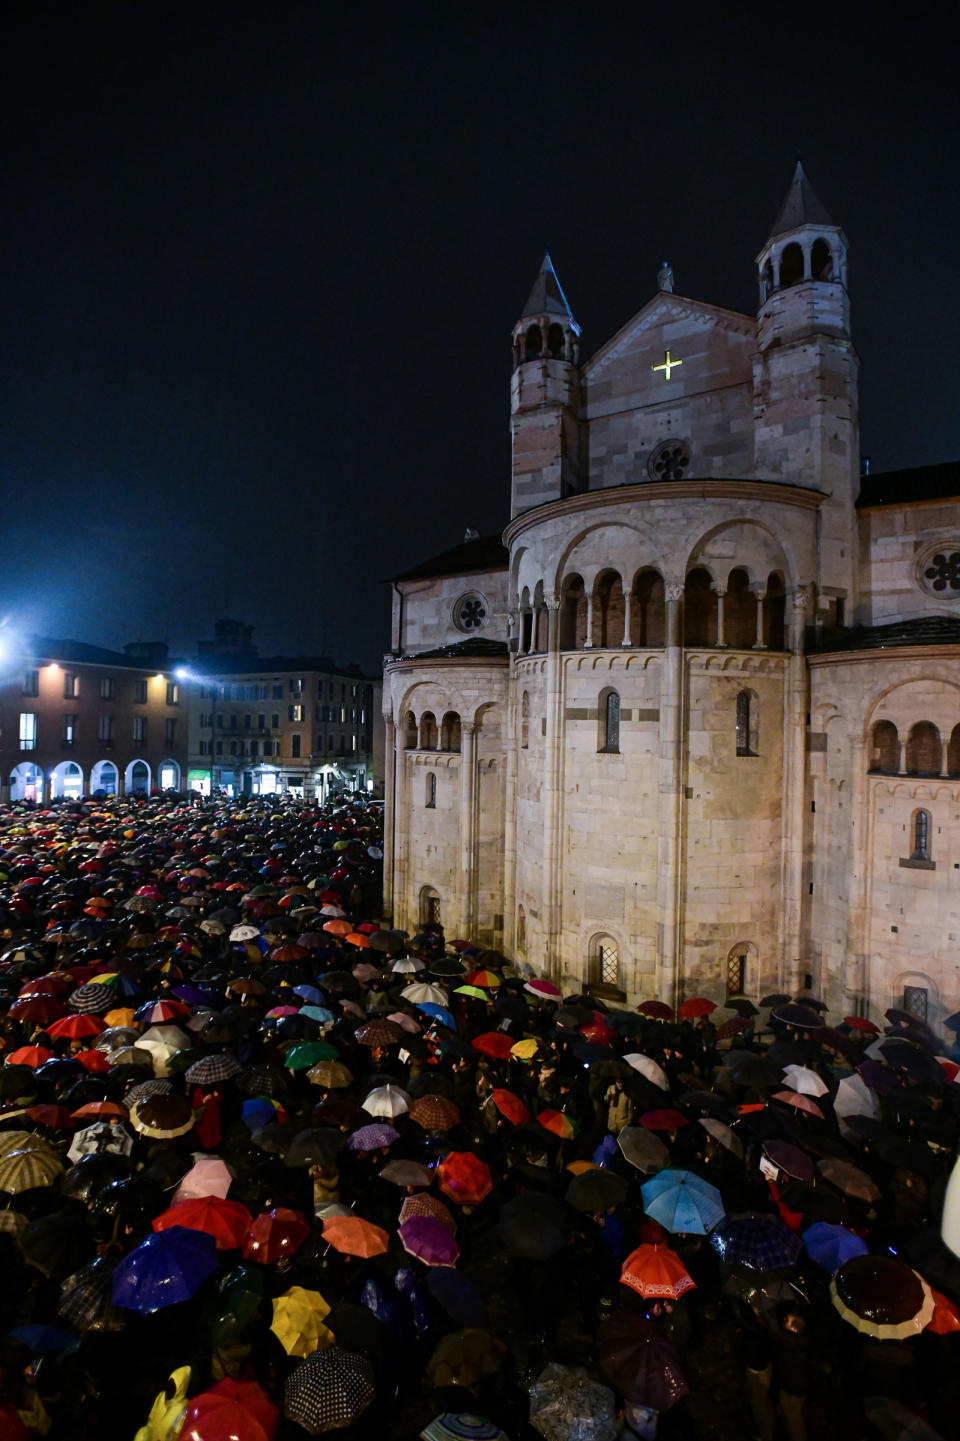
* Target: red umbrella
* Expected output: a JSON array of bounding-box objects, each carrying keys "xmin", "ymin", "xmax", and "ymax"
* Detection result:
[
  {"xmin": 471, "ymin": 1032, "xmax": 513, "ymax": 1061},
  {"xmin": 491, "ymin": 1089, "xmax": 530, "ymax": 1126},
  {"xmin": 180, "ymin": 1378, "xmax": 278, "ymax": 1441},
  {"xmin": 637, "ymin": 1000, "xmax": 675, "ymax": 1021},
  {"xmin": 8, "ymin": 996, "xmax": 65, "ymax": 1026},
  {"xmin": 75, "ymin": 1049, "xmax": 110, "ymax": 1073},
  {"xmin": 270, "ymin": 943, "xmax": 309, "ymax": 963},
  {"xmin": 242, "ymin": 1208, "xmax": 312, "ymax": 1264},
  {"xmin": 639, "ymin": 1109, "xmax": 689, "ymax": 1131},
  {"xmin": 153, "ymin": 1197, "xmax": 253, "ymax": 1250},
  {"xmin": 437, "ymin": 1151, "xmax": 493, "ymax": 1207},
  {"xmin": 678, "ymin": 997, "xmax": 716, "ymax": 1019},
  {"xmin": 6, "ymin": 1046, "xmax": 52, "ymax": 1069},
  {"xmin": 24, "ymin": 1105, "xmax": 74, "ymax": 1130},
  {"xmin": 843, "ymin": 1016, "xmax": 879, "ymax": 1034},
  {"xmin": 71, "ymin": 1101, "xmax": 127, "ymax": 1121},
  {"xmin": 581, "ymin": 1016, "xmax": 615, "ymax": 1046},
  {"xmin": 46, "ymin": 1014, "xmax": 106, "ymax": 1040},
  {"xmin": 716, "ymin": 1015, "xmax": 751, "ymax": 1040},
  {"xmin": 17, "ymin": 976, "xmax": 72, "ymax": 997},
  {"xmin": 620, "ymin": 1244, "xmax": 696, "ymax": 1299},
  {"xmin": 927, "ymin": 1288, "xmax": 960, "ymax": 1335}
]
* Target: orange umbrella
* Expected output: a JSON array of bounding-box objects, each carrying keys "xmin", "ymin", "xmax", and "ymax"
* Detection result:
[
  {"xmin": 437, "ymin": 1151, "xmax": 493, "ymax": 1207},
  {"xmin": 771, "ymin": 1090, "xmax": 824, "ymax": 1119},
  {"xmin": 71, "ymin": 1101, "xmax": 126, "ymax": 1121},
  {"xmin": 928, "ymin": 1287, "xmax": 960, "ymax": 1334},
  {"xmin": 323, "ymin": 920, "xmax": 352, "ymax": 937},
  {"xmin": 320, "ymin": 1215, "xmax": 389, "ymax": 1258},
  {"xmin": 104, "ymin": 1008, "xmax": 137, "ymax": 1027},
  {"xmin": 620, "ymin": 1243, "xmax": 696, "ymax": 1299},
  {"xmin": 345, "ymin": 933, "xmax": 370, "ymax": 949}
]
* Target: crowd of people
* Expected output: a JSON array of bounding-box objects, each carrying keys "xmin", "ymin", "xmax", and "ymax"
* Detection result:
[{"xmin": 0, "ymin": 791, "xmax": 954, "ymax": 1440}]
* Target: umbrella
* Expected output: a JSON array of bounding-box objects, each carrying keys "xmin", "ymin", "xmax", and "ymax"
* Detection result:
[
  {"xmin": 152, "ymin": 1197, "xmax": 253, "ymax": 1250},
  {"xmin": 420, "ymin": 1415, "xmax": 507, "ymax": 1441},
  {"xmin": 538, "ymin": 1109, "xmax": 578, "ymax": 1140},
  {"xmin": 283, "ymin": 1347, "xmax": 376, "ymax": 1435},
  {"xmin": 595, "ymin": 1313, "xmax": 689, "ymax": 1413},
  {"xmin": 770, "ymin": 1090, "xmax": 824, "ymax": 1118},
  {"xmin": 617, "ymin": 1125, "xmax": 669, "ymax": 1173},
  {"xmin": 697, "ymin": 1117, "xmax": 743, "ymax": 1158},
  {"xmin": 320, "ymin": 1214, "xmax": 389, "ymax": 1258},
  {"xmin": 762, "ymin": 1140, "xmax": 815, "ymax": 1182},
  {"xmin": 818, "ymin": 1157, "xmax": 882, "ymax": 1202},
  {"xmin": 0, "ymin": 1145, "xmax": 63, "ymax": 1192},
  {"xmin": 184, "ymin": 1053, "xmax": 243, "ymax": 1086},
  {"xmin": 67, "ymin": 1121, "xmax": 133, "ymax": 1163},
  {"xmin": 640, "ymin": 1169, "xmax": 725, "ymax": 1235},
  {"xmin": 284, "ymin": 1128, "xmax": 342, "ymax": 1169},
  {"xmin": 347, "ymin": 1122, "xmax": 399, "ymax": 1152},
  {"xmin": 528, "ymin": 1362, "xmax": 620, "ymax": 1441},
  {"xmin": 426, "ymin": 1329, "xmax": 506, "ymax": 1389},
  {"xmin": 400, "ymin": 1193, "xmax": 457, "ymax": 1233},
  {"xmin": 172, "ymin": 1156, "xmax": 234, "ymax": 1205},
  {"xmin": 802, "ymin": 1222, "xmax": 869, "ymax": 1272},
  {"xmin": 834, "ymin": 1074, "xmax": 880, "ymax": 1124},
  {"xmin": 863, "ymin": 1399, "xmax": 946, "ymax": 1441},
  {"xmin": 354, "ymin": 1018, "xmax": 403, "ymax": 1048},
  {"xmin": 831, "ymin": 1255, "xmax": 935, "ymax": 1339},
  {"xmin": 58, "ymin": 1255, "xmax": 125, "ymax": 1335},
  {"xmin": 927, "ymin": 1287, "xmax": 960, "ymax": 1336},
  {"xmin": 710, "ymin": 1213, "xmax": 803, "ymax": 1271},
  {"xmin": 243, "ymin": 1207, "xmax": 312, "ymax": 1264},
  {"xmin": 400, "ymin": 1217, "xmax": 460, "ymax": 1268},
  {"xmin": 181, "ymin": 1379, "xmax": 279, "ymax": 1441},
  {"xmin": 471, "ymin": 1032, "xmax": 513, "ymax": 1060},
  {"xmin": 566, "ymin": 1169, "xmax": 628, "ymax": 1213},
  {"xmin": 129, "ymin": 1094, "xmax": 195, "ymax": 1139},
  {"xmin": 409, "ymin": 1093, "xmax": 462, "ymax": 1131},
  {"xmin": 425, "ymin": 1270, "xmax": 487, "ymax": 1328},
  {"xmin": 20, "ymin": 1209, "xmax": 93, "ymax": 1279},
  {"xmin": 308, "ymin": 1061, "xmax": 353, "ymax": 1089},
  {"xmin": 111, "ymin": 1226, "xmax": 219, "ymax": 1313},
  {"xmin": 637, "ymin": 1000, "xmax": 674, "ymax": 1021},
  {"xmin": 781, "ymin": 1064, "xmax": 829, "ymax": 1097},
  {"xmin": 271, "ymin": 1285, "xmax": 335, "ymax": 1358},
  {"xmin": 497, "ymin": 1193, "xmax": 568, "ymax": 1260},
  {"xmin": 623, "ymin": 1053, "xmax": 669, "ymax": 1091},
  {"xmin": 381, "ymin": 1158, "xmax": 434, "ymax": 1188},
  {"xmin": 437, "ymin": 1151, "xmax": 493, "ymax": 1207},
  {"xmin": 620, "ymin": 1243, "xmax": 695, "ymax": 1299},
  {"xmin": 362, "ymin": 1084, "xmax": 410, "ymax": 1119},
  {"xmin": 639, "ymin": 1108, "xmax": 688, "ymax": 1131},
  {"xmin": 678, "ymin": 997, "xmax": 716, "ymax": 1018}
]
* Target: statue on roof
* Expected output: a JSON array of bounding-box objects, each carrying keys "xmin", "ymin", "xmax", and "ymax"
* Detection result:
[{"xmin": 657, "ymin": 260, "xmax": 674, "ymax": 294}]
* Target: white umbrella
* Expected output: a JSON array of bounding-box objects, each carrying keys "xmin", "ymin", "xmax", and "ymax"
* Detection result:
[
  {"xmin": 137, "ymin": 1025, "xmax": 192, "ymax": 1075},
  {"xmin": 229, "ymin": 924, "xmax": 261, "ymax": 942},
  {"xmin": 391, "ymin": 957, "xmax": 424, "ymax": 974},
  {"xmin": 623, "ymin": 1053, "xmax": 669, "ymax": 1091},
  {"xmin": 68, "ymin": 1121, "xmax": 133, "ymax": 1164},
  {"xmin": 834, "ymin": 1073, "xmax": 879, "ymax": 1125},
  {"xmin": 401, "ymin": 983, "xmax": 448, "ymax": 1007},
  {"xmin": 943, "ymin": 1154, "xmax": 960, "ymax": 1260},
  {"xmin": 362, "ymin": 1084, "xmax": 410, "ymax": 1119},
  {"xmin": 781, "ymin": 1064, "xmax": 829, "ymax": 1097}
]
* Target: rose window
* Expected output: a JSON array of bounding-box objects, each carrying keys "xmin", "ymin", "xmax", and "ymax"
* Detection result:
[
  {"xmin": 453, "ymin": 593, "xmax": 488, "ymax": 633},
  {"xmin": 924, "ymin": 552, "xmax": 960, "ymax": 593},
  {"xmin": 648, "ymin": 439, "xmax": 691, "ymax": 482}
]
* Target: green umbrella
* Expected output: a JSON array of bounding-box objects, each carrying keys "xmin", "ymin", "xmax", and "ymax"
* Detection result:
[{"xmin": 286, "ymin": 1041, "xmax": 337, "ymax": 1071}]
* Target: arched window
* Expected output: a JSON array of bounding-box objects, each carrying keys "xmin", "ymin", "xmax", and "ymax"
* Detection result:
[
  {"xmin": 683, "ymin": 568, "xmax": 717, "ymax": 646},
  {"xmin": 598, "ymin": 689, "xmax": 620, "ymax": 753},
  {"xmin": 440, "ymin": 712, "xmax": 461, "ymax": 752},
  {"xmin": 593, "ymin": 571, "xmax": 625, "ymax": 647},
  {"xmin": 948, "ymin": 724, "xmax": 960, "ymax": 776},
  {"xmin": 763, "ymin": 572, "xmax": 786, "ymax": 650},
  {"xmin": 590, "ymin": 935, "xmax": 621, "ymax": 994},
  {"xmin": 780, "ymin": 242, "xmax": 804, "ymax": 287},
  {"xmin": 520, "ymin": 691, "xmax": 530, "ymax": 749},
  {"xmin": 547, "ymin": 322, "xmax": 565, "ymax": 358},
  {"xmin": 516, "ymin": 904, "xmax": 526, "ymax": 954},
  {"xmin": 736, "ymin": 690, "xmax": 758, "ymax": 756},
  {"xmin": 632, "ymin": 570, "xmax": 665, "ymax": 646},
  {"xmin": 403, "ymin": 711, "xmax": 418, "ymax": 749},
  {"xmin": 811, "ymin": 238, "xmax": 833, "ymax": 280},
  {"xmin": 912, "ymin": 809, "xmax": 931, "ymax": 862},
  {"xmin": 905, "ymin": 721, "xmax": 941, "ymax": 777},
  {"xmin": 425, "ymin": 772, "xmax": 437, "ymax": 808},
  {"xmin": 869, "ymin": 720, "xmax": 899, "ymax": 774},
  {"xmin": 725, "ymin": 568, "xmax": 757, "ymax": 649},
  {"xmin": 419, "ymin": 886, "xmax": 441, "ymax": 928},
  {"xmin": 760, "ymin": 261, "xmax": 773, "ymax": 304},
  {"xmin": 419, "ymin": 712, "xmax": 438, "ymax": 750},
  {"xmin": 560, "ymin": 575, "xmax": 587, "ymax": 650},
  {"xmin": 524, "ymin": 324, "xmax": 542, "ymax": 360},
  {"xmin": 726, "ymin": 942, "xmax": 755, "ymax": 999}
]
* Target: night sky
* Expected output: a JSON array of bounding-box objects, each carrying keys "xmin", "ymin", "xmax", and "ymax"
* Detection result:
[{"xmin": 2, "ymin": 3, "xmax": 958, "ymax": 672}]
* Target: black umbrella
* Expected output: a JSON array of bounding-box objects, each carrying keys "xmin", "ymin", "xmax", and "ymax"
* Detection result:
[
  {"xmin": 21, "ymin": 1205, "xmax": 95, "ymax": 1278},
  {"xmin": 566, "ymin": 1169, "xmax": 628, "ymax": 1213},
  {"xmin": 498, "ymin": 1193, "xmax": 569, "ymax": 1260},
  {"xmin": 284, "ymin": 1128, "xmax": 344, "ymax": 1168},
  {"xmin": 284, "ymin": 1347, "xmax": 376, "ymax": 1434}
]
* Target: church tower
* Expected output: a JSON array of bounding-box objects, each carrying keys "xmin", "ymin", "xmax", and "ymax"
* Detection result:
[
  {"xmin": 752, "ymin": 162, "xmax": 860, "ymax": 617},
  {"xmin": 510, "ymin": 254, "xmax": 583, "ymax": 519}
]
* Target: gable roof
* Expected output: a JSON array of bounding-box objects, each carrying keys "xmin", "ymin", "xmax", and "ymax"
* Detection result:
[
  {"xmin": 388, "ymin": 533, "xmax": 509, "ymax": 584},
  {"xmin": 582, "ymin": 291, "xmax": 756, "ymax": 378}
]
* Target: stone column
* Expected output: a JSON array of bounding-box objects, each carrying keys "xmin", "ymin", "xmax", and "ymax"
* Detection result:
[
  {"xmin": 622, "ymin": 588, "xmax": 633, "ymax": 647},
  {"xmin": 752, "ymin": 588, "xmax": 767, "ymax": 649},
  {"xmin": 584, "ymin": 589, "xmax": 594, "ymax": 647},
  {"xmin": 655, "ymin": 581, "xmax": 685, "ymax": 1006},
  {"xmin": 778, "ymin": 590, "xmax": 808, "ymax": 994},
  {"xmin": 458, "ymin": 721, "xmax": 478, "ymax": 939},
  {"xmin": 713, "ymin": 584, "xmax": 727, "ymax": 647},
  {"xmin": 542, "ymin": 600, "xmax": 564, "ymax": 975},
  {"xmin": 898, "ymin": 740, "xmax": 907, "ymax": 776},
  {"xmin": 382, "ymin": 715, "xmax": 396, "ymax": 923}
]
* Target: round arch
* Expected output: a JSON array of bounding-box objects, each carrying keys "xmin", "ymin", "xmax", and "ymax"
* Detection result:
[
  {"xmin": 158, "ymin": 758, "xmax": 181, "ymax": 791},
  {"xmin": 49, "ymin": 760, "xmax": 84, "ymax": 800},
  {"xmin": 90, "ymin": 760, "xmax": 119, "ymax": 796},
  {"xmin": 125, "ymin": 759, "xmax": 151, "ymax": 795},
  {"xmin": 9, "ymin": 762, "xmax": 44, "ymax": 803},
  {"xmin": 550, "ymin": 517, "xmax": 662, "ymax": 598},
  {"xmin": 683, "ymin": 517, "xmax": 795, "ymax": 591}
]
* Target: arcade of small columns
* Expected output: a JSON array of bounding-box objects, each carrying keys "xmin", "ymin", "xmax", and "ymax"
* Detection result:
[{"xmin": 383, "ymin": 576, "xmax": 810, "ymax": 1006}]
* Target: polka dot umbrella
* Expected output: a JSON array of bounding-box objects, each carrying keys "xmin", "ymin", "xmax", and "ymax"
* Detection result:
[{"xmin": 283, "ymin": 1346, "xmax": 376, "ymax": 1435}]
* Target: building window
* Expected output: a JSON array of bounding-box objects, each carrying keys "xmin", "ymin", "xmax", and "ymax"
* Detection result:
[
  {"xmin": 289, "ymin": 705, "xmax": 304, "ymax": 722},
  {"xmin": 165, "ymin": 682, "xmax": 178, "ymax": 705},
  {"xmin": 291, "ymin": 734, "xmax": 301, "ymax": 758},
  {"xmin": 736, "ymin": 690, "xmax": 758, "ymax": 756},
  {"xmin": 164, "ymin": 718, "xmax": 177, "ymax": 745},
  {"xmin": 63, "ymin": 673, "xmax": 78, "ymax": 699},
  {"xmin": 521, "ymin": 691, "xmax": 530, "ymax": 749},
  {"xmin": 230, "ymin": 715, "xmax": 238, "ymax": 730},
  {"xmin": 134, "ymin": 679, "xmax": 148, "ymax": 703},
  {"xmin": 290, "ymin": 679, "xmax": 303, "ymax": 696},
  {"xmin": 516, "ymin": 905, "xmax": 526, "ymax": 953},
  {"xmin": 599, "ymin": 689, "xmax": 620, "ymax": 753},
  {"xmin": 250, "ymin": 740, "xmax": 258, "ymax": 758},
  {"xmin": 19, "ymin": 713, "xmax": 37, "ymax": 750},
  {"xmin": 99, "ymin": 677, "xmax": 114, "ymax": 700},
  {"xmin": 912, "ymin": 809, "xmax": 931, "ymax": 862},
  {"xmin": 339, "ymin": 735, "xmax": 345, "ymax": 753},
  {"xmin": 271, "ymin": 713, "xmax": 280, "ymax": 729},
  {"xmin": 648, "ymin": 438, "xmax": 691, "ymax": 481},
  {"xmin": 272, "ymin": 684, "xmax": 283, "ymax": 700},
  {"xmin": 902, "ymin": 985, "xmax": 929, "ymax": 1022},
  {"xmin": 98, "ymin": 715, "xmax": 113, "ymax": 742},
  {"xmin": 727, "ymin": 950, "xmax": 746, "ymax": 998},
  {"xmin": 22, "ymin": 670, "xmax": 39, "ymax": 697},
  {"xmin": 425, "ymin": 772, "xmax": 437, "ymax": 808},
  {"xmin": 132, "ymin": 717, "xmax": 146, "ymax": 743},
  {"xmin": 244, "ymin": 714, "xmax": 252, "ymax": 729},
  {"xmin": 62, "ymin": 714, "xmax": 76, "ymax": 745},
  {"xmin": 199, "ymin": 740, "xmax": 209, "ymax": 756},
  {"xmin": 590, "ymin": 935, "xmax": 622, "ymax": 993},
  {"xmin": 229, "ymin": 740, "xmax": 238, "ymax": 756},
  {"xmin": 419, "ymin": 886, "xmax": 441, "ymax": 927},
  {"xmin": 215, "ymin": 740, "xmax": 224, "ymax": 756},
  {"xmin": 258, "ymin": 714, "xmax": 265, "ymax": 730}
]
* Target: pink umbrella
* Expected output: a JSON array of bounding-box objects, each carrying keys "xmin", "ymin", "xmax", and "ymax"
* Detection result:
[
  {"xmin": 525, "ymin": 979, "xmax": 562, "ymax": 1000},
  {"xmin": 399, "ymin": 1217, "xmax": 460, "ymax": 1268},
  {"xmin": 173, "ymin": 1157, "xmax": 235, "ymax": 1205}
]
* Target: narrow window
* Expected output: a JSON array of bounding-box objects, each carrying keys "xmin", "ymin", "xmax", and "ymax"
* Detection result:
[
  {"xmin": 599, "ymin": 939, "xmax": 619, "ymax": 987},
  {"xmin": 425, "ymin": 772, "xmax": 437, "ymax": 808},
  {"xmin": 99, "ymin": 677, "xmax": 114, "ymax": 700},
  {"xmin": 132, "ymin": 716, "xmax": 146, "ymax": 743},
  {"xmin": 22, "ymin": 670, "xmax": 38, "ymax": 697},
  {"xmin": 291, "ymin": 734, "xmax": 301, "ymax": 758},
  {"xmin": 521, "ymin": 691, "xmax": 530, "ymax": 749},
  {"xmin": 166, "ymin": 682, "xmax": 179, "ymax": 705},
  {"xmin": 134, "ymin": 679, "xmax": 148, "ymax": 703},
  {"xmin": 736, "ymin": 691, "xmax": 758, "ymax": 756},
  {"xmin": 19, "ymin": 713, "xmax": 37, "ymax": 750},
  {"xmin": 902, "ymin": 985, "xmax": 928, "ymax": 1022},
  {"xmin": 599, "ymin": 689, "xmax": 620, "ymax": 753},
  {"xmin": 164, "ymin": 717, "xmax": 176, "ymax": 745},
  {"xmin": 98, "ymin": 715, "xmax": 113, "ymax": 742},
  {"xmin": 63, "ymin": 673, "xmax": 78, "ymax": 699},
  {"xmin": 62, "ymin": 714, "xmax": 76, "ymax": 745},
  {"xmin": 727, "ymin": 950, "xmax": 746, "ymax": 999},
  {"xmin": 912, "ymin": 809, "xmax": 931, "ymax": 861},
  {"xmin": 516, "ymin": 904, "xmax": 526, "ymax": 953}
]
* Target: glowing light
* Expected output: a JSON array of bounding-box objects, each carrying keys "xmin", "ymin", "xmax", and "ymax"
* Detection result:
[
  {"xmin": 652, "ymin": 349, "xmax": 683, "ymax": 379},
  {"xmin": 46, "ymin": 662, "xmax": 60, "ymax": 673}
]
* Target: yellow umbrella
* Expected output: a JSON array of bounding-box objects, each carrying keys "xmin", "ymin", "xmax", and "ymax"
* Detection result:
[
  {"xmin": 510, "ymin": 1038, "xmax": 539, "ymax": 1061},
  {"xmin": 0, "ymin": 1146, "xmax": 63, "ymax": 1192},
  {"xmin": 105, "ymin": 1007, "xmax": 137, "ymax": 1028},
  {"xmin": 270, "ymin": 1286, "xmax": 334, "ymax": 1358}
]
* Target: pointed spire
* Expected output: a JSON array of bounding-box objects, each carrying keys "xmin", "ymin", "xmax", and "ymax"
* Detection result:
[
  {"xmin": 518, "ymin": 252, "xmax": 576, "ymax": 322},
  {"xmin": 767, "ymin": 160, "xmax": 834, "ymax": 241}
]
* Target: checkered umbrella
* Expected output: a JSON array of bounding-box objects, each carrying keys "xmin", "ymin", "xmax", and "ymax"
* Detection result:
[
  {"xmin": 0, "ymin": 1145, "xmax": 63, "ymax": 1192},
  {"xmin": 58, "ymin": 1256, "xmax": 126, "ymax": 1334},
  {"xmin": 347, "ymin": 1122, "xmax": 399, "ymax": 1152},
  {"xmin": 122, "ymin": 1079, "xmax": 174, "ymax": 1109},
  {"xmin": 68, "ymin": 984, "xmax": 115, "ymax": 1015},
  {"xmin": 354, "ymin": 1019, "xmax": 404, "ymax": 1049},
  {"xmin": 710, "ymin": 1212, "xmax": 803, "ymax": 1271},
  {"xmin": 185, "ymin": 1053, "xmax": 243, "ymax": 1086},
  {"xmin": 409, "ymin": 1094, "xmax": 461, "ymax": 1132},
  {"xmin": 283, "ymin": 1347, "xmax": 376, "ymax": 1434},
  {"xmin": 399, "ymin": 1193, "xmax": 457, "ymax": 1233}
]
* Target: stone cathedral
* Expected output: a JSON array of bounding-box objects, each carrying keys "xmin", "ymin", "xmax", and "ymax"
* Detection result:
[{"xmin": 382, "ymin": 163, "xmax": 960, "ymax": 1029}]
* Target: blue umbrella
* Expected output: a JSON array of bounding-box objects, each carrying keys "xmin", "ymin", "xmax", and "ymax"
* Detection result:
[
  {"xmin": 710, "ymin": 1212, "xmax": 803, "ymax": 1271},
  {"xmin": 10, "ymin": 1324, "xmax": 80, "ymax": 1355},
  {"xmin": 944, "ymin": 1011, "xmax": 960, "ymax": 1033},
  {"xmin": 111, "ymin": 1227, "xmax": 219, "ymax": 1314},
  {"xmin": 592, "ymin": 1134, "xmax": 619, "ymax": 1169},
  {"xmin": 242, "ymin": 1098, "xmax": 279, "ymax": 1131},
  {"xmin": 802, "ymin": 1222, "xmax": 869, "ymax": 1273},
  {"xmin": 292, "ymin": 986, "xmax": 326, "ymax": 1004},
  {"xmin": 417, "ymin": 1003, "xmax": 456, "ymax": 1031},
  {"xmin": 641, "ymin": 1169, "xmax": 725, "ymax": 1235},
  {"xmin": 301, "ymin": 1006, "xmax": 335, "ymax": 1024}
]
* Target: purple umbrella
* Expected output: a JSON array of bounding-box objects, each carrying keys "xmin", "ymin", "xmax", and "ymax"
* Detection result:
[
  {"xmin": 763, "ymin": 1141, "xmax": 815, "ymax": 1183},
  {"xmin": 857, "ymin": 1059, "xmax": 902, "ymax": 1095},
  {"xmin": 347, "ymin": 1123, "xmax": 399, "ymax": 1152},
  {"xmin": 399, "ymin": 1218, "xmax": 460, "ymax": 1268},
  {"xmin": 173, "ymin": 984, "xmax": 221, "ymax": 1009},
  {"xmin": 596, "ymin": 1312, "xmax": 689, "ymax": 1412}
]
